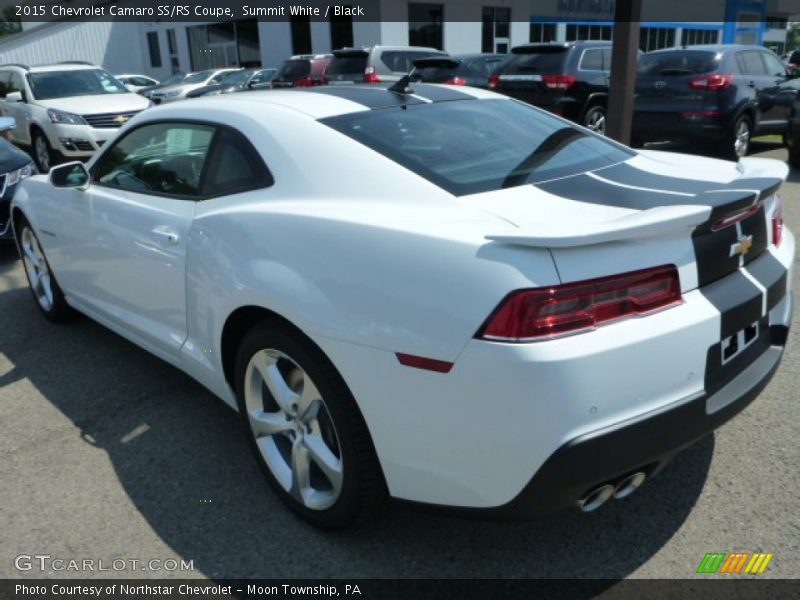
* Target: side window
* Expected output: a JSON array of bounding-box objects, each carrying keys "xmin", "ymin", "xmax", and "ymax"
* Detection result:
[
  {"xmin": 202, "ymin": 128, "xmax": 273, "ymax": 196},
  {"xmin": 762, "ymin": 53, "xmax": 786, "ymax": 77},
  {"xmin": 737, "ymin": 51, "xmax": 767, "ymax": 76},
  {"xmin": 579, "ymin": 49, "xmax": 603, "ymax": 71},
  {"xmin": 250, "ymin": 71, "xmax": 268, "ymax": 84},
  {"xmin": 6, "ymin": 72, "xmax": 24, "ymax": 95},
  {"xmin": 94, "ymin": 122, "xmax": 215, "ymax": 197},
  {"xmin": 602, "ymin": 48, "xmax": 612, "ymax": 71}
]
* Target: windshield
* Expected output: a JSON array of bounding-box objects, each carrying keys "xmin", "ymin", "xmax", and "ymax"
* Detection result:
[
  {"xmin": 183, "ymin": 70, "xmax": 216, "ymax": 84},
  {"xmin": 323, "ymin": 99, "xmax": 633, "ymax": 196},
  {"xmin": 220, "ymin": 70, "xmax": 254, "ymax": 84},
  {"xmin": 637, "ymin": 51, "xmax": 719, "ymax": 75},
  {"xmin": 28, "ymin": 69, "xmax": 129, "ymax": 100},
  {"xmin": 160, "ymin": 72, "xmax": 186, "ymax": 86}
]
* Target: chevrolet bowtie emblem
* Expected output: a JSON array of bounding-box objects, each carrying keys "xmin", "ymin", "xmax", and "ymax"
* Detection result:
[
  {"xmin": 730, "ymin": 234, "xmax": 754, "ymax": 257},
  {"xmin": 114, "ymin": 115, "xmax": 129, "ymax": 124}
]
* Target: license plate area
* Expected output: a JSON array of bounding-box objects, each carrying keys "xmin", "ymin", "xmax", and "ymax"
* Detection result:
[{"xmin": 721, "ymin": 320, "xmax": 759, "ymax": 365}]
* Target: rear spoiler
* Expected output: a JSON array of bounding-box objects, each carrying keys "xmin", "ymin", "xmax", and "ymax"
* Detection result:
[
  {"xmin": 412, "ymin": 57, "xmax": 460, "ymax": 69},
  {"xmin": 486, "ymin": 205, "xmax": 710, "ymax": 248},
  {"xmin": 333, "ymin": 48, "xmax": 369, "ymax": 58}
]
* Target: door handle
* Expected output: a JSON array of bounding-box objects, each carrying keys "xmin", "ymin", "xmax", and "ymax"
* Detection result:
[
  {"xmin": 747, "ymin": 81, "xmax": 756, "ymax": 88},
  {"xmin": 151, "ymin": 228, "xmax": 179, "ymax": 245}
]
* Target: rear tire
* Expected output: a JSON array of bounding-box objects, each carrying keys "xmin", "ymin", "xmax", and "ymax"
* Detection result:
[
  {"xmin": 234, "ymin": 321, "xmax": 388, "ymax": 529},
  {"xmin": 786, "ymin": 127, "xmax": 800, "ymax": 169},
  {"xmin": 31, "ymin": 128, "xmax": 54, "ymax": 173},
  {"xmin": 582, "ymin": 105, "xmax": 607, "ymax": 136},
  {"xmin": 17, "ymin": 217, "xmax": 72, "ymax": 322},
  {"xmin": 723, "ymin": 114, "xmax": 752, "ymax": 160}
]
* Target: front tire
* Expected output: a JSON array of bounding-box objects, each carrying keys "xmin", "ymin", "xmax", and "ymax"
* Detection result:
[
  {"xmin": 17, "ymin": 218, "xmax": 72, "ymax": 321},
  {"xmin": 32, "ymin": 129, "xmax": 55, "ymax": 173},
  {"xmin": 234, "ymin": 321, "xmax": 387, "ymax": 529}
]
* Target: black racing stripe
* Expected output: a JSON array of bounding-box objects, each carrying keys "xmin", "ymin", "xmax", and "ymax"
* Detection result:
[
  {"xmin": 700, "ymin": 191, "xmax": 758, "ymax": 222},
  {"xmin": 596, "ymin": 163, "xmax": 719, "ymax": 195},
  {"xmin": 728, "ymin": 177, "xmax": 783, "ymax": 202},
  {"xmin": 537, "ymin": 174, "xmax": 693, "ymax": 210},
  {"xmin": 692, "ymin": 226, "xmax": 740, "ymax": 286},
  {"xmin": 747, "ymin": 252, "xmax": 788, "ymax": 312},
  {"xmin": 700, "ymin": 271, "xmax": 763, "ymax": 340},
  {"xmin": 408, "ymin": 83, "xmax": 477, "ymax": 102},
  {"xmin": 303, "ymin": 86, "xmax": 429, "ymax": 109}
]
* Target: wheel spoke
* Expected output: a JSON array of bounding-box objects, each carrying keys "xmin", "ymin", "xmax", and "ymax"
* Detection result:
[
  {"xmin": 289, "ymin": 439, "xmax": 311, "ymax": 501},
  {"xmin": 298, "ymin": 377, "xmax": 323, "ymax": 420},
  {"xmin": 252, "ymin": 351, "xmax": 300, "ymax": 414},
  {"xmin": 249, "ymin": 409, "xmax": 292, "ymax": 438},
  {"xmin": 23, "ymin": 242, "xmax": 39, "ymax": 267},
  {"xmin": 303, "ymin": 433, "xmax": 343, "ymax": 493}
]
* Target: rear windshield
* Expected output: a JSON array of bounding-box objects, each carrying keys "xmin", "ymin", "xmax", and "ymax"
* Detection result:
[
  {"xmin": 502, "ymin": 49, "xmax": 568, "ymax": 74},
  {"xmin": 381, "ymin": 51, "xmax": 443, "ymax": 73},
  {"xmin": 323, "ymin": 99, "xmax": 633, "ymax": 196},
  {"xmin": 276, "ymin": 60, "xmax": 311, "ymax": 80},
  {"xmin": 637, "ymin": 51, "xmax": 719, "ymax": 76},
  {"xmin": 410, "ymin": 64, "xmax": 458, "ymax": 82},
  {"xmin": 328, "ymin": 54, "xmax": 369, "ymax": 75}
]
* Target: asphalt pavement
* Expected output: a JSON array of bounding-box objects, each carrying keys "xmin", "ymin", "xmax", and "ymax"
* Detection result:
[{"xmin": 1, "ymin": 142, "xmax": 798, "ymax": 581}]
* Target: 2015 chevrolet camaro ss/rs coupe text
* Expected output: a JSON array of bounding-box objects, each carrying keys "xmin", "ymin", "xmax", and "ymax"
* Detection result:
[{"xmin": 11, "ymin": 83, "xmax": 794, "ymax": 529}]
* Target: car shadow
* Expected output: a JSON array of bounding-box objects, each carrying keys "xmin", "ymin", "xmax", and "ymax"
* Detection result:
[{"xmin": 0, "ymin": 269, "xmax": 714, "ymax": 581}]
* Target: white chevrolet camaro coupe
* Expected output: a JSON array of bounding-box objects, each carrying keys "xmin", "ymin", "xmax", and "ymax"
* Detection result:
[{"xmin": 11, "ymin": 83, "xmax": 795, "ymax": 529}]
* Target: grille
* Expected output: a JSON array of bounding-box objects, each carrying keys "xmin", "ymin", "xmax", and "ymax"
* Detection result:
[
  {"xmin": 82, "ymin": 111, "xmax": 140, "ymax": 129},
  {"xmin": 73, "ymin": 141, "xmax": 94, "ymax": 151}
]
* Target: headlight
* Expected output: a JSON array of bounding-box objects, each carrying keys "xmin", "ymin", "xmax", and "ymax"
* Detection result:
[
  {"xmin": 6, "ymin": 163, "xmax": 34, "ymax": 186},
  {"xmin": 47, "ymin": 109, "xmax": 88, "ymax": 125}
]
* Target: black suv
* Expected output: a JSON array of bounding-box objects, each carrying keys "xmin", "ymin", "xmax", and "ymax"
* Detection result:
[
  {"xmin": 633, "ymin": 45, "xmax": 800, "ymax": 159},
  {"xmin": 489, "ymin": 41, "xmax": 612, "ymax": 134}
]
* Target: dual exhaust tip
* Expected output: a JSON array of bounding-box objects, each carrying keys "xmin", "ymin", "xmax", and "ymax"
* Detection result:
[{"xmin": 578, "ymin": 471, "xmax": 646, "ymax": 513}]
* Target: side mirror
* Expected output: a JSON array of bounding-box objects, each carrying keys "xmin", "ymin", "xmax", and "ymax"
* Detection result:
[
  {"xmin": 0, "ymin": 116, "xmax": 16, "ymax": 133},
  {"xmin": 49, "ymin": 161, "xmax": 90, "ymax": 190},
  {"xmin": 5, "ymin": 91, "xmax": 23, "ymax": 103}
]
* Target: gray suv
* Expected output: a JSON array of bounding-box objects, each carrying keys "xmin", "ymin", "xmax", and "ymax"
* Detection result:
[{"xmin": 326, "ymin": 45, "xmax": 447, "ymax": 84}]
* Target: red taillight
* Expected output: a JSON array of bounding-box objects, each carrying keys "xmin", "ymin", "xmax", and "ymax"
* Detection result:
[
  {"xmin": 487, "ymin": 74, "xmax": 500, "ymax": 89},
  {"xmin": 711, "ymin": 203, "xmax": 762, "ymax": 232},
  {"xmin": 445, "ymin": 77, "xmax": 466, "ymax": 86},
  {"xmin": 542, "ymin": 74, "xmax": 577, "ymax": 90},
  {"xmin": 363, "ymin": 66, "xmax": 381, "ymax": 83},
  {"xmin": 688, "ymin": 73, "xmax": 733, "ymax": 91},
  {"xmin": 772, "ymin": 195, "xmax": 784, "ymax": 247},
  {"xmin": 477, "ymin": 265, "xmax": 682, "ymax": 342},
  {"xmin": 293, "ymin": 76, "xmax": 315, "ymax": 87}
]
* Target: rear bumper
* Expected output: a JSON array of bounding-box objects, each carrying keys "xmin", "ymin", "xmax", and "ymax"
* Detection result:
[
  {"xmin": 633, "ymin": 111, "xmax": 733, "ymax": 143},
  {"xmin": 442, "ymin": 321, "xmax": 789, "ymax": 519}
]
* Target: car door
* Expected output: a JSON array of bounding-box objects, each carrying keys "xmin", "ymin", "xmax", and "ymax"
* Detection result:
[
  {"xmin": 736, "ymin": 50, "xmax": 781, "ymax": 131},
  {"xmin": 56, "ymin": 121, "xmax": 216, "ymax": 360},
  {"xmin": 760, "ymin": 51, "xmax": 795, "ymax": 129}
]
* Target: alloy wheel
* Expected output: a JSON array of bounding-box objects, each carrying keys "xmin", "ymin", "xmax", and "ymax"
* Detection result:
[
  {"xmin": 585, "ymin": 108, "xmax": 606, "ymax": 135},
  {"xmin": 243, "ymin": 348, "xmax": 343, "ymax": 511},
  {"xmin": 20, "ymin": 226, "xmax": 54, "ymax": 312},
  {"xmin": 734, "ymin": 119, "xmax": 750, "ymax": 158}
]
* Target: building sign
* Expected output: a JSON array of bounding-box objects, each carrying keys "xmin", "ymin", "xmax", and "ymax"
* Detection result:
[{"xmin": 557, "ymin": 0, "xmax": 616, "ymax": 16}]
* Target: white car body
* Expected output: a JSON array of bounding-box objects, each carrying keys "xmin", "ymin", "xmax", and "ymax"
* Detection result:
[
  {"xmin": 0, "ymin": 63, "xmax": 151, "ymax": 167},
  {"xmin": 11, "ymin": 85, "xmax": 795, "ymax": 521},
  {"xmin": 150, "ymin": 68, "xmax": 240, "ymax": 104},
  {"xmin": 115, "ymin": 73, "xmax": 159, "ymax": 93}
]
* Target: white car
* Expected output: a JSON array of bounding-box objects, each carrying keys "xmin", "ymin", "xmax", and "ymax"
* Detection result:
[
  {"xmin": 115, "ymin": 73, "xmax": 160, "ymax": 93},
  {"xmin": 11, "ymin": 84, "xmax": 795, "ymax": 529},
  {"xmin": 149, "ymin": 68, "xmax": 241, "ymax": 104},
  {"xmin": 0, "ymin": 62, "xmax": 151, "ymax": 172}
]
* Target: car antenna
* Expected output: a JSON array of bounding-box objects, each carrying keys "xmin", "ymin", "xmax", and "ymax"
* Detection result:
[{"xmin": 388, "ymin": 75, "xmax": 414, "ymax": 95}]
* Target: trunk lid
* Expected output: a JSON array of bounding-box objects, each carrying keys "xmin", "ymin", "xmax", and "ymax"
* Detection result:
[
  {"xmin": 327, "ymin": 49, "xmax": 369, "ymax": 84},
  {"xmin": 473, "ymin": 151, "xmax": 786, "ymax": 292},
  {"xmin": 634, "ymin": 50, "xmax": 720, "ymax": 114}
]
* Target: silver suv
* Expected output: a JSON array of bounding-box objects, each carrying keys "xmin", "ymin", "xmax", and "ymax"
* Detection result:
[
  {"xmin": 0, "ymin": 62, "xmax": 151, "ymax": 172},
  {"xmin": 326, "ymin": 46, "xmax": 447, "ymax": 84}
]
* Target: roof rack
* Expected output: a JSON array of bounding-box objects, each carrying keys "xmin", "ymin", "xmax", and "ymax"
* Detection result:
[
  {"xmin": 57, "ymin": 61, "xmax": 94, "ymax": 66},
  {"xmin": 0, "ymin": 63, "xmax": 30, "ymax": 70}
]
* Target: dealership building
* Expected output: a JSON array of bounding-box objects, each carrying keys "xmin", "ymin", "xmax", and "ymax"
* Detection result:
[{"xmin": 0, "ymin": 0, "xmax": 797, "ymax": 78}]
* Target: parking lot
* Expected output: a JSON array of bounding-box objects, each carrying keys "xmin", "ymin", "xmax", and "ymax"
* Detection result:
[{"xmin": 0, "ymin": 141, "xmax": 798, "ymax": 581}]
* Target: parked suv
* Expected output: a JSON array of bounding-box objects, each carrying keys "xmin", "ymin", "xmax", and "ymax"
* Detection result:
[
  {"xmin": 0, "ymin": 116, "xmax": 35, "ymax": 240},
  {"xmin": 633, "ymin": 45, "xmax": 799, "ymax": 159},
  {"xmin": 327, "ymin": 46, "xmax": 447, "ymax": 84},
  {"xmin": 488, "ymin": 41, "xmax": 613, "ymax": 133},
  {"xmin": 410, "ymin": 54, "xmax": 508, "ymax": 88},
  {"xmin": 271, "ymin": 55, "xmax": 331, "ymax": 88},
  {"xmin": 0, "ymin": 62, "xmax": 151, "ymax": 172}
]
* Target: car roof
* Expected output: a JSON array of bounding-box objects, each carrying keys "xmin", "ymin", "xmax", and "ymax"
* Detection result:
[
  {"xmin": 647, "ymin": 44, "xmax": 772, "ymax": 54},
  {"xmin": 0, "ymin": 63, "xmax": 100, "ymax": 73},
  {"xmin": 150, "ymin": 83, "xmax": 494, "ymax": 120}
]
